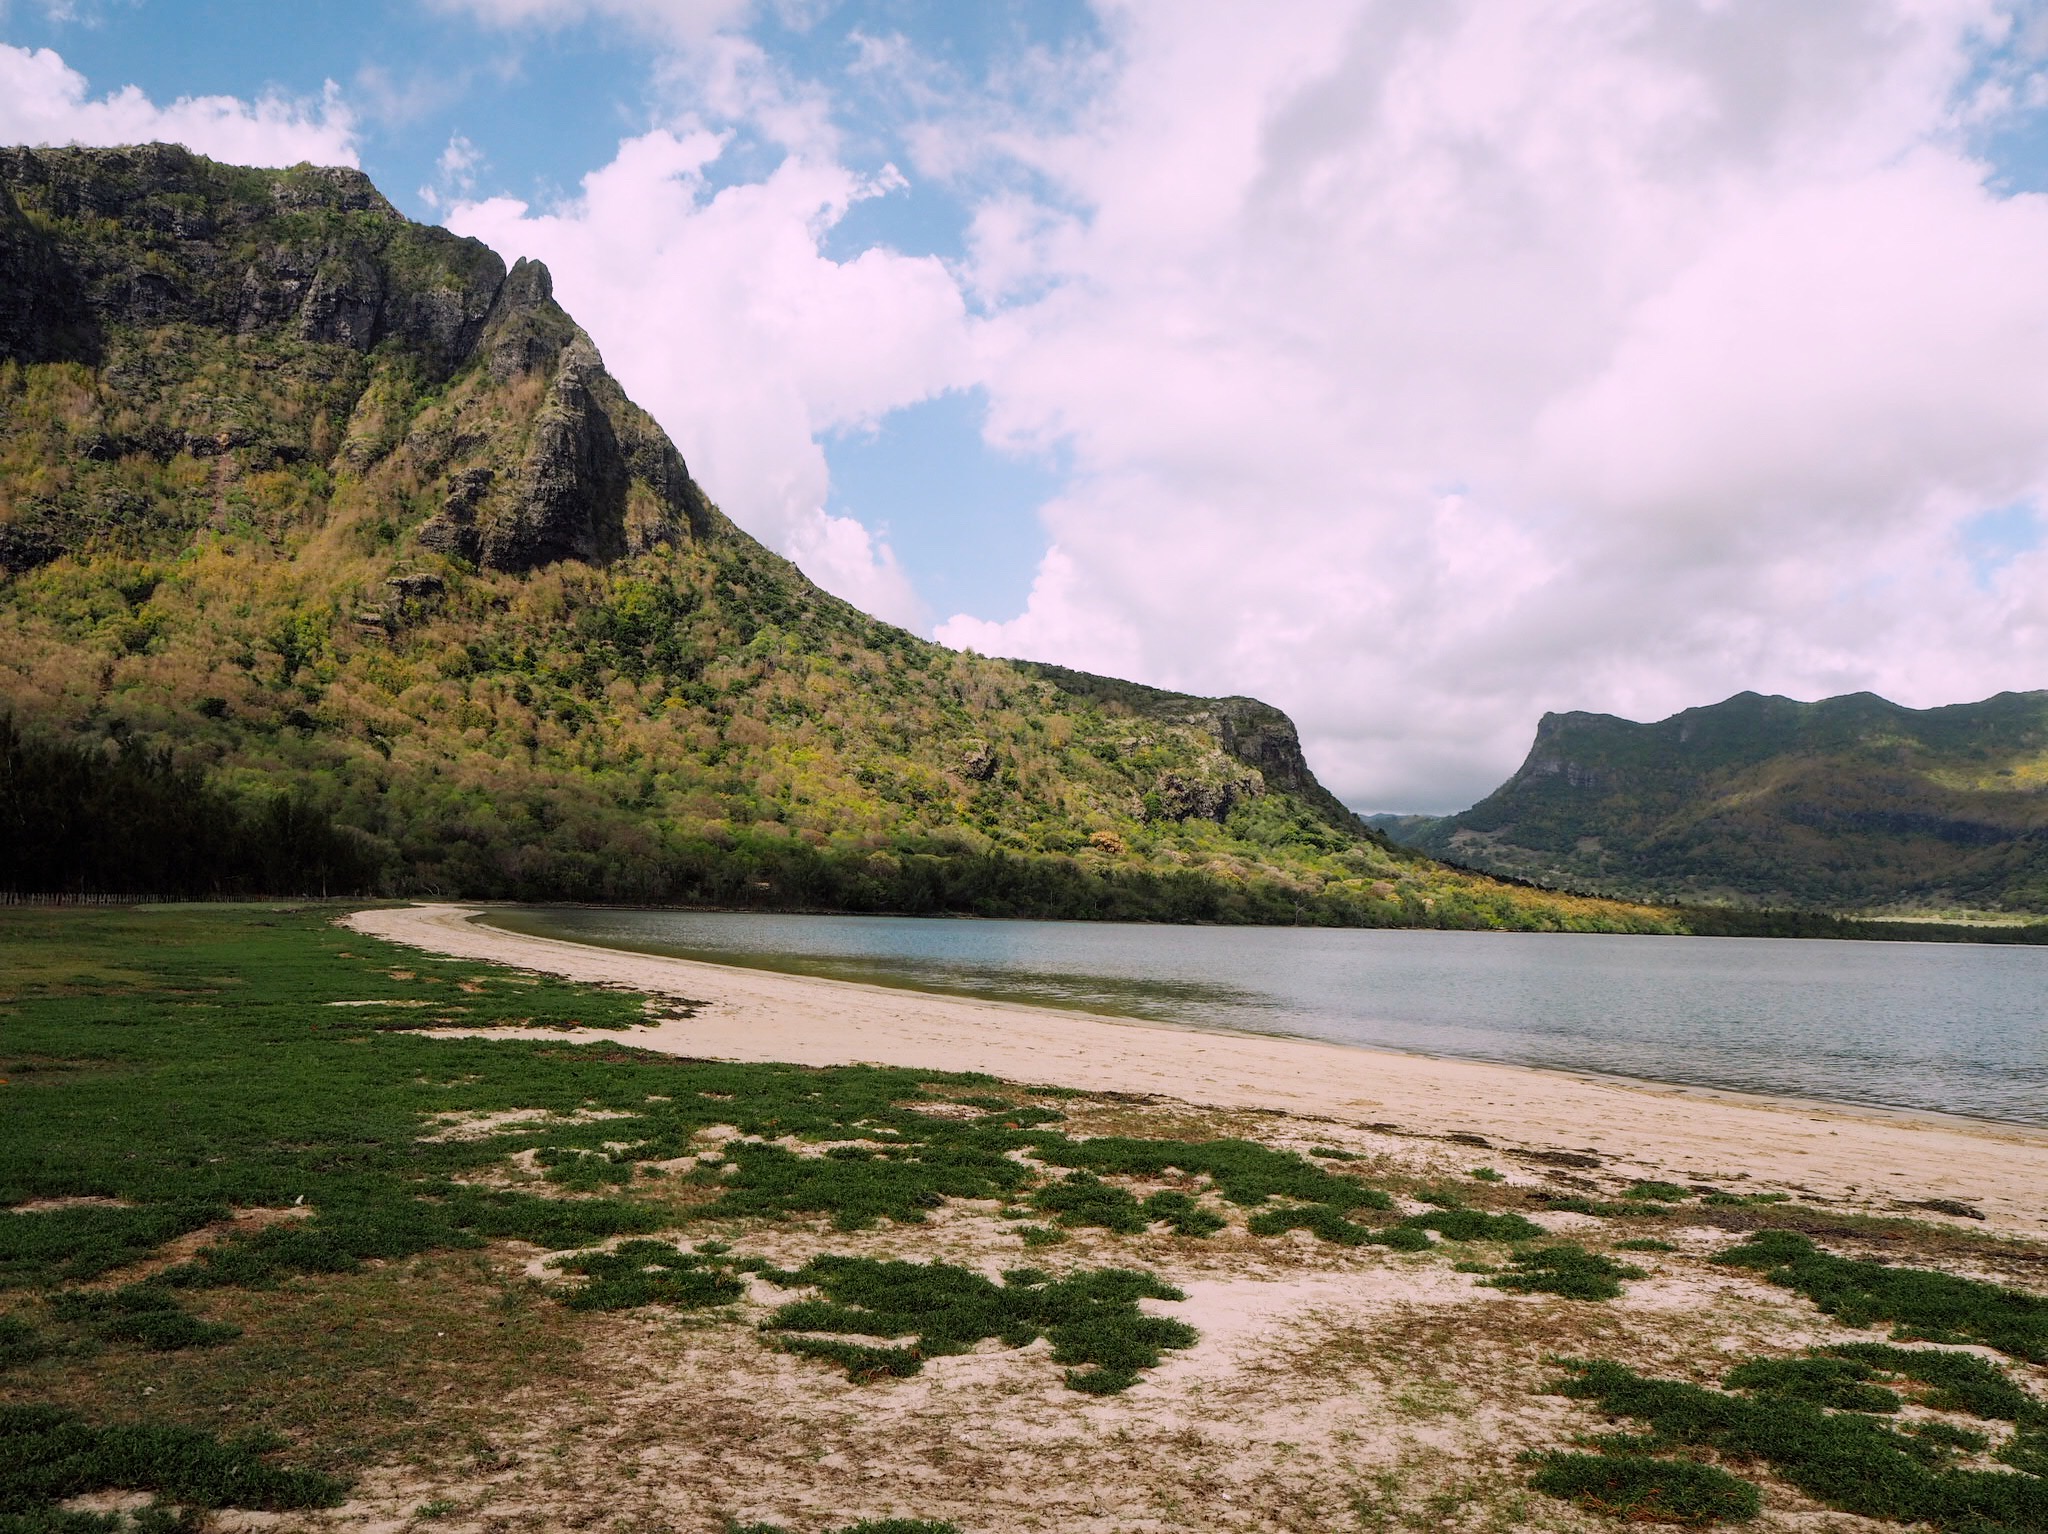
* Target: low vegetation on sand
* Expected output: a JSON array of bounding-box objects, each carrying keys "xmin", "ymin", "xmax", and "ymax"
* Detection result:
[
  {"xmin": 1541, "ymin": 1342, "xmax": 2048, "ymax": 1531},
  {"xmin": 2, "ymin": 904, "xmax": 2043, "ymax": 1531}
]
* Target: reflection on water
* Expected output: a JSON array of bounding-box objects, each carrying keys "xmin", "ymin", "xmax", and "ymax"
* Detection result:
[{"xmin": 486, "ymin": 908, "xmax": 2048, "ymax": 1126}]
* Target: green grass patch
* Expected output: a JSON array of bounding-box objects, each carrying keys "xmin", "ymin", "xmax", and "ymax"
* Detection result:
[
  {"xmin": 1245, "ymin": 1206, "xmax": 1429, "ymax": 1249},
  {"xmin": 1703, "ymin": 1192, "xmax": 1790, "ymax": 1207},
  {"xmin": 1719, "ymin": 1355, "xmax": 1902, "ymax": 1413},
  {"xmin": 1545, "ymin": 1349, "xmax": 2048, "ymax": 1531},
  {"xmin": 690, "ymin": 1134, "xmax": 1041, "ymax": 1231},
  {"xmin": 1825, "ymin": 1342, "xmax": 2039, "ymax": 1428},
  {"xmin": 1486, "ymin": 1244, "xmax": 1644, "ymax": 1300},
  {"xmin": 1527, "ymin": 1451, "xmax": 1759, "ymax": 1525},
  {"xmin": 1617, "ymin": 1238, "xmax": 1677, "ymax": 1252},
  {"xmin": 1529, "ymin": 1194, "xmax": 1673, "ymax": 1218},
  {"xmin": 1032, "ymin": 1135, "xmax": 1391, "ymax": 1217},
  {"xmin": 774, "ymin": 1335, "xmax": 924, "ymax": 1382},
  {"xmin": 0, "ymin": 1316, "xmax": 51, "ymax": 1371},
  {"xmin": 1404, "ymin": 1209, "xmax": 1547, "ymax": 1243},
  {"xmin": 548, "ymin": 1240, "xmax": 746, "ymax": 1312},
  {"xmin": 47, "ymin": 1287, "xmax": 238, "ymax": 1352},
  {"xmin": 0, "ymin": 1403, "xmax": 344, "ymax": 1518},
  {"xmin": 1029, "ymin": 1174, "xmax": 1225, "ymax": 1236},
  {"xmin": 1717, "ymin": 1230, "xmax": 2048, "ymax": 1361},
  {"xmin": 760, "ymin": 1256, "xmax": 1196, "ymax": 1394},
  {"xmin": 0, "ymin": 1205, "xmax": 229, "ymax": 1289},
  {"xmin": 1621, "ymin": 1181, "xmax": 1692, "ymax": 1202}
]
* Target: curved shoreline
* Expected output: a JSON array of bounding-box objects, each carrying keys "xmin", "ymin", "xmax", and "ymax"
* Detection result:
[
  {"xmin": 480, "ymin": 908, "xmax": 2039, "ymax": 1137},
  {"xmin": 347, "ymin": 903, "xmax": 2048, "ymax": 1240}
]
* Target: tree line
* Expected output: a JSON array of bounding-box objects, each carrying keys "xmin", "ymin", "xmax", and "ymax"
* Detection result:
[{"xmin": 0, "ymin": 716, "xmax": 375, "ymax": 898}]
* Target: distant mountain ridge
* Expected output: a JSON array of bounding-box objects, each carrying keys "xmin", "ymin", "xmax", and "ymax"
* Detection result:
[
  {"xmin": 1391, "ymin": 689, "xmax": 2048, "ymax": 913},
  {"xmin": 0, "ymin": 143, "xmax": 1669, "ymax": 932}
]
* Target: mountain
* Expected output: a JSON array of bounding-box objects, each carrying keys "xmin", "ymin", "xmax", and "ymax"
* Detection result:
[
  {"xmin": 0, "ymin": 143, "xmax": 1673, "ymax": 932},
  {"xmin": 1362, "ymin": 812, "xmax": 1443, "ymax": 845},
  {"xmin": 1394, "ymin": 690, "xmax": 2048, "ymax": 914}
]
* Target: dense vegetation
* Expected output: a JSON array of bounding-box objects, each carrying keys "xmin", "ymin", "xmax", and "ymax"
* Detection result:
[
  {"xmin": 1391, "ymin": 689, "xmax": 2048, "ymax": 915},
  {"xmin": 0, "ymin": 144, "xmax": 1673, "ymax": 933},
  {"xmin": 0, "ymin": 714, "xmax": 371, "ymax": 897}
]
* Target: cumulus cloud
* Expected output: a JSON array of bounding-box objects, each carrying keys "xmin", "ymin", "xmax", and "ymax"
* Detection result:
[
  {"xmin": 0, "ymin": 43, "xmax": 357, "ymax": 166},
  {"xmin": 446, "ymin": 126, "xmax": 973, "ymax": 627},
  {"xmin": 920, "ymin": 0, "xmax": 2048, "ymax": 808}
]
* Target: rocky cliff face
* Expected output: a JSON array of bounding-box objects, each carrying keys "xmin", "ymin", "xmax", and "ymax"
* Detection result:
[
  {"xmin": 0, "ymin": 146, "xmax": 496, "ymax": 372},
  {"xmin": 0, "ymin": 143, "xmax": 726, "ymax": 576}
]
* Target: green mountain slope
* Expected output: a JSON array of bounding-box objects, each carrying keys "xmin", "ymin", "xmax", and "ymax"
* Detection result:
[
  {"xmin": 0, "ymin": 143, "xmax": 1671, "ymax": 931},
  {"xmin": 1398, "ymin": 690, "xmax": 2048, "ymax": 914}
]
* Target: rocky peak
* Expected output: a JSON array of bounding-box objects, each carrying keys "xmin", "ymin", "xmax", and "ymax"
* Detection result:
[
  {"xmin": 0, "ymin": 143, "xmax": 733, "ymax": 577},
  {"xmin": 482, "ymin": 256, "xmax": 575, "ymax": 382}
]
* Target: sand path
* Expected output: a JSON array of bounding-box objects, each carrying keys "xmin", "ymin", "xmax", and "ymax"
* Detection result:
[{"xmin": 347, "ymin": 904, "xmax": 2048, "ymax": 1239}]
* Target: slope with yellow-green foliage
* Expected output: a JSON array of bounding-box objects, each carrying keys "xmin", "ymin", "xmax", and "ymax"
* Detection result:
[{"xmin": 0, "ymin": 142, "xmax": 1670, "ymax": 931}]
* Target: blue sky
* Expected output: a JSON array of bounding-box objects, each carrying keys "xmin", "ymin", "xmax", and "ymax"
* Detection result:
[{"xmin": 8, "ymin": 1, "xmax": 2048, "ymax": 811}]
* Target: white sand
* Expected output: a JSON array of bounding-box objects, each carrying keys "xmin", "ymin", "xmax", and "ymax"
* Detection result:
[{"xmin": 347, "ymin": 904, "xmax": 2048, "ymax": 1240}]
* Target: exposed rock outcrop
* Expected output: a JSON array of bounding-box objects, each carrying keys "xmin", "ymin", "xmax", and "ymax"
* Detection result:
[
  {"xmin": 0, "ymin": 143, "xmax": 728, "ymax": 576},
  {"xmin": 1007, "ymin": 660, "xmax": 1370, "ymax": 835}
]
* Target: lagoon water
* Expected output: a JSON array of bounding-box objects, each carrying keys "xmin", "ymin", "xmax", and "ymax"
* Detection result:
[{"xmin": 489, "ymin": 908, "xmax": 2048, "ymax": 1127}]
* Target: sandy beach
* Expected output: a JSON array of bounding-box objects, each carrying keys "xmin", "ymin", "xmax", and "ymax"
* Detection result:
[{"xmin": 349, "ymin": 903, "xmax": 2048, "ymax": 1240}]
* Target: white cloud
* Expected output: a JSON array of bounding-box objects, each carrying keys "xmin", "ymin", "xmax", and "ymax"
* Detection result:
[
  {"xmin": 938, "ymin": 544, "xmax": 1143, "ymax": 674},
  {"xmin": 427, "ymin": 0, "xmax": 753, "ymax": 44},
  {"xmin": 907, "ymin": 0, "xmax": 2048, "ymax": 809},
  {"xmin": 781, "ymin": 509, "xmax": 921, "ymax": 629},
  {"xmin": 418, "ymin": 131, "xmax": 484, "ymax": 209},
  {"xmin": 0, "ymin": 43, "xmax": 357, "ymax": 167},
  {"xmin": 446, "ymin": 126, "xmax": 972, "ymax": 627}
]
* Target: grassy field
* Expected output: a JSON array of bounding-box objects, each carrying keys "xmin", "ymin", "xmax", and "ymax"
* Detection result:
[{"xmin": 3, "ymin": 905, "xmax": 2046, "ymax": 1533}]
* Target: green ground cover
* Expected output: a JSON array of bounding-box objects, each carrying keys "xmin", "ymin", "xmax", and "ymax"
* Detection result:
[
  {"xmin": 759, "ymin": 1257, "xmax": 1198, "ymax": 1394},
  {"xmin": 1484, "ymin": 1243, "xmax": 1645, "ymax": 1300},
  {"xmin": 1540, "ymin": 1343, "xmax": 2048, "ymax": 1530},
  {"xmin": 1717, "ymin": 1230, "xmax": 2048, "ymax": 1361},
  {"xmin": 0, "ymin": 1403, "xmax": 345, "ymax": 1527}
]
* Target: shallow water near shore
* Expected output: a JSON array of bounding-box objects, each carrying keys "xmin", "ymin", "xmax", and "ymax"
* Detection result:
[{"xmin": 487, "ymin": 908, "xmax": 2048, "ymax": 1127}]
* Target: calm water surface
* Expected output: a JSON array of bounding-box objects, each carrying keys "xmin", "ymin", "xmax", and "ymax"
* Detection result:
[{"xmin": 488, "ymin": 909, "xmax": 2048, "ymax": 1126}]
